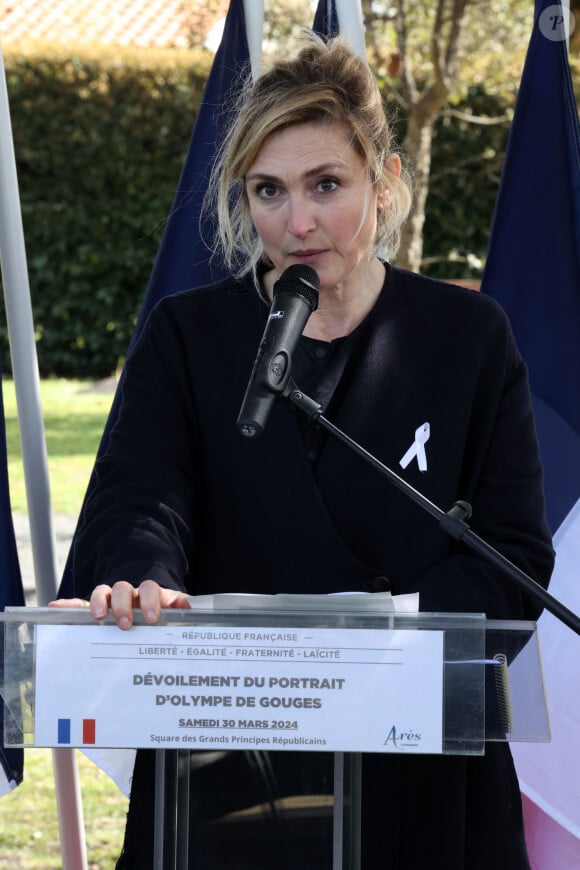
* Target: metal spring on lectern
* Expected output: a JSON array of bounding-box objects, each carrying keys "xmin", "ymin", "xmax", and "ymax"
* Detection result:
[{"xmin": 493, "ymin": 653, "xmax": 514, "ymax": 735}]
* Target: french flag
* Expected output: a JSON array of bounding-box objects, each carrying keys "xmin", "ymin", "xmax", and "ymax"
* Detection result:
[
  {"xmin": 59, "ymin": 0, "xmax": 254, "ymax": 598},
  {"xmin": 481, "ymin": 2, "xmax": 580, "ymax": 866},
  {"xmin": 58, "ymin": 718, "xmax": 96, "ymax": 746}
]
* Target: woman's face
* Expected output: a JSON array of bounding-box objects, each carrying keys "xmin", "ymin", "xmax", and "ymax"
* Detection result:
[{"xmin": 245, "ymin": 121, "xmax": 384, "ymax": 296}]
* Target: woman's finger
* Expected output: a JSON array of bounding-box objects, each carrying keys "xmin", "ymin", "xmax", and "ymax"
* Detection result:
[
  {"xmin": 89, "ymin": 584, "xmax": 114, "ymax": 620},
  {"xmin": 137, "ymin": 579, "xmax": 164, "ymax": 624},
  {"xmin": 108, "ymin": 581, "xmax": 138, "ymax": 630},
  {"xmin": 48, "ymin": 597, "xmax": 90, "ymax": 608}
]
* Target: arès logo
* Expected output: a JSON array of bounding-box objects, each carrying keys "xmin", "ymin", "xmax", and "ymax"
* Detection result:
[
  {"xmin": 539, "ymin": 4, "xmax": 576, "ymax": 41},
  {"xmin": 383, "ymin": 725, "xmax": 422, "ymax": 750}
]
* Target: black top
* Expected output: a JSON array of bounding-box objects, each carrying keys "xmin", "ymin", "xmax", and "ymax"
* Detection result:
[
  {"xmin": 73, "ymin": 265, "xmax": 554, "ymax": 869},
  {"xmin": 74, "ymin": 265, "xmax": 553, "ymax": 615}
]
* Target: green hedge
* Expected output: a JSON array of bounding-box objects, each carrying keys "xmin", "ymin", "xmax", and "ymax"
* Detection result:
[
  {"xmin": 0, "ymin": 47, "xmax": 512, "ymax": 377},
  {"xmin": 421, "ymin": 87, "xmax": 511, "ymax": 280},
  {"xmin": 1, "ymin": 46, "xmax": 211, "ymax": 377}
]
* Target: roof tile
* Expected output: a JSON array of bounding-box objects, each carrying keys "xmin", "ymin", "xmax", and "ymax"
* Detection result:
[{"xmin": 0, "ymin": 0, "xmax": 209, "ymax": 48}]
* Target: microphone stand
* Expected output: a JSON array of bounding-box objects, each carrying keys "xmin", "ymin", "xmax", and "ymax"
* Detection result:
[{"xmin": 284, "ymin": 383, "xmax": 580, "ymax": 638}]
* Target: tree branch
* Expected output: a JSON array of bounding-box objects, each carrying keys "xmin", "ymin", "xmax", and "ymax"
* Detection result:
[
  {"xmin": 444, "ymin": 0, "xmax": 470, "ymax": 86},
  {"xmin": 431, "ymin": 0, "xmax": 446, "ymax": 90},
  {"xmin": 395, "ymin": 0, "xmax": 418, "ymax": 105},
  {"xmin": 440, "ymin": 107, "xmax": 511, "ymax": 125}
]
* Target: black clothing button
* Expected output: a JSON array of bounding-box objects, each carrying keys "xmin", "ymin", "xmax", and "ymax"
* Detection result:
[
  {"xmin": 307, "ymin": 449, "xmax": 318, "ymax": 462},
  {"xmin": 314, "ymin": 347, "xmax": 327, "ymax": 360}
]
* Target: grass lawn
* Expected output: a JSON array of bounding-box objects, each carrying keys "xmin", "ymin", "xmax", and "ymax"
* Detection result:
[
  {"xmin": 3, "ymin": 378, "xmax": 115, "ymax": 515},
  {"xmin": 2, "ymin": 378, "xmax": 129, "ymax": 866},
  {"xmin": 0, "ymin": 749, "xmax": 128, "ymax": 868}
]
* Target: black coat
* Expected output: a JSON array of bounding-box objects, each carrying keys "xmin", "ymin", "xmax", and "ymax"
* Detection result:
[{"xmin": 74, "ymin": 266, "xmax": 554, "ymax": 869}]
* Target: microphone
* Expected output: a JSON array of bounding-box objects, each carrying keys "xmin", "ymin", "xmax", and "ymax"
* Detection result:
[{"xmin": 237, "ymin": 264, "xmax": 319, "ymax": 438}]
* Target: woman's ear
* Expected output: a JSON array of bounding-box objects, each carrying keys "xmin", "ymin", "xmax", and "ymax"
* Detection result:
[
  {"xmin": 377, "ymin": 154, "xmax": 402, "ymax": 210},
  {"xmin": 387, "ymin": 153, "xmax": 402, "ymax": 179}
]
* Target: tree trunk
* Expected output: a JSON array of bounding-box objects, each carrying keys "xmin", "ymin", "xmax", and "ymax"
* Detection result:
[
  {"xmin": 396, "ymin": 113, "xmax": 436, "ymax": 272},
  {"xmin": 389, "ymin": 0, "xmax": 470, "ymax": 272}
]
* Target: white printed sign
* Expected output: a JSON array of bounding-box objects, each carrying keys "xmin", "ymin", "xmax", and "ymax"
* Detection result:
[{"xmin": 34, "ymin": 624, "xmax": 443, "ymax": 754}]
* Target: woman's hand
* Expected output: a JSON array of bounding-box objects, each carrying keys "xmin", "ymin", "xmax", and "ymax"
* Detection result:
[{"xmin": 49, "ymin": 579, "xmax": 191, "ymax": 630}]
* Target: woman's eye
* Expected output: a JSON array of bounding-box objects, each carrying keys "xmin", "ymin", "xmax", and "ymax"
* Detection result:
[
  {"xmin": 317, "ymin": 177, "xmax": 340, "ymax": 193},
  {"xmin": 256, "ymin": 183, "xmax": 278, "ymax": 199}
]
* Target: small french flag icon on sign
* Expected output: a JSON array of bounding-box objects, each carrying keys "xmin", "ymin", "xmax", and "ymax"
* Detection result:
[{"xmin": 57, "ymin": 718, "xmax": 96, "ymax": 745}]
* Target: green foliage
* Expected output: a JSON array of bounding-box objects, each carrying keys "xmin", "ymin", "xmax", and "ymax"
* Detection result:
[
  {"xmin": 365, "ymin": 0, "xmax": 531, "ymax": 101},
  {"xmin": 421, "ymin": 88, "xmax": 511, "ymax": 279},
  {"xmin": 1, "ymin": 45, "xmax": 211, "ymax": 377},
  {"xmin": 379, "ymin": 82, "xmax": 510, "ymax": 279}
]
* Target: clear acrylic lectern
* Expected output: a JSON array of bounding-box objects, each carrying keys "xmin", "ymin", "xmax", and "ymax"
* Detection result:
[{"xmin": 1, "ymin": 595, "xmax": 550, "ymax": 869}]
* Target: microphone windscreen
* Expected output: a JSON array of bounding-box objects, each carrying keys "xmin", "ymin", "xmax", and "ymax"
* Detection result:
[{"xmin": 273, "ymin": 264, "xmax": 320, "ymax": 311}]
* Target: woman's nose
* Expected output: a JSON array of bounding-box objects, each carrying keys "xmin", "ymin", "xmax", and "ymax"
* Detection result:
[{"xmin": 287, "ymin": 195, "xmax": 316, "ymax": 238}]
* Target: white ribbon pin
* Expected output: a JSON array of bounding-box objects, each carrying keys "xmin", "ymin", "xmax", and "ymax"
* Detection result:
[{"xmin": 399, "ymin": 422, "xmax": 430, "ymax": 472}]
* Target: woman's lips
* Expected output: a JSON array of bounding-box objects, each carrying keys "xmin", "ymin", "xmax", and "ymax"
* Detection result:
[{"xmin": 289, "ymin": 249, "xmax": 327, "ymax": 261}]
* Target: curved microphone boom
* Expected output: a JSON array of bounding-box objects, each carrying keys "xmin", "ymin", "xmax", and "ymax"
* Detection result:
[{"xmin": 237, "ymin": 264, "xmax": 320, "ymax": 438}]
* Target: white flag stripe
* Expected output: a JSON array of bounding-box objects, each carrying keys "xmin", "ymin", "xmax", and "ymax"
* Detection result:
[
  {"xmin": 242, "ymin": 0, "xmax": 264, "ymax": 80},
  {"xmin": 514, "ymin": 496, "xmax": 580, "ymax": 837},
  {"xmin": 0, "ymin": 770, "xmax": 18, "ymax": 797}
]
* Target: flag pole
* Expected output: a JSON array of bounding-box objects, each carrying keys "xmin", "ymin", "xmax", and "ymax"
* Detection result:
[
  {"xmin": 335, "ymin": 0, "xmax": 366, "ymax": 59},
  {"xmin": 242, "ymin": 0, "xmax": 264, "ymax": 80},
  {"xmin": 0, "ymin": 41, "xmax": 88, "ymax": 870}
]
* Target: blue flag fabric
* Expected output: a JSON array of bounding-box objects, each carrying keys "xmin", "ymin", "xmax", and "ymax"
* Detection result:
[
  {"xmin": 481, "ymin": 1, "xmax": 580, "ymax": 535},
  {"xmin": 313, "ymin": 0, "xmax": 339, "ymax": 38},
  {"xmin": 0, "ymin": 367, "xmax": 25, "ymax": 795},
  {"xmin": 481, "ymin": 1, "xmax": 580, "ymax": 862},
  {"xmin": 135, "ymin": 0, "xmax": 250, "ymax": 327}
]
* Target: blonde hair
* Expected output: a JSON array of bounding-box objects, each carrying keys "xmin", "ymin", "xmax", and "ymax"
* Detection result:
[{"xmin": 207, "ymin": 35, "xmax": 412, "ymax": 284}]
